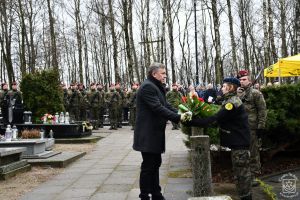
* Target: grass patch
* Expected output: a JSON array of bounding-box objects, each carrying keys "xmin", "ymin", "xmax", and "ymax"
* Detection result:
[
  {"xmin": 257, "ymin": 178, "xmax": 277, "ymax": 200},
  {"xmin": 168, "ymin": 169, "xmax": 192, "ymax": 178}
]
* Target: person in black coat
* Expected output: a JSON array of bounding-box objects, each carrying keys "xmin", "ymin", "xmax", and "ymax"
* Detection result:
[
  {"xmin": 185, "ymin": 77, "xmax": 252, "ymax": 200},
  {"xmin": 133, "ymin": 62, "xmax": 189, "ymax": 200}
]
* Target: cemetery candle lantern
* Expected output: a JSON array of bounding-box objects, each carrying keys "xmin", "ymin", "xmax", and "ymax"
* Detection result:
[{"xmin": 23, "ymin": 111, "xmax": 32, "ymax": 124}]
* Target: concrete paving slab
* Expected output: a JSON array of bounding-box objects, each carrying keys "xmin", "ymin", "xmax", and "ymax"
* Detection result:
[{"xmin": 27, "ymin": 151, "xmax": 86, "ymax": 167}]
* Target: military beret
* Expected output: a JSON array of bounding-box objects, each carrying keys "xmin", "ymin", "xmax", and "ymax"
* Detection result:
[
  {"xmin": 223, "ymin": 77, "xmax": 241, "ymax": 87},
  {"xmin": 237, "ymin": 70, "xmax": 249, "ymax": 78},
  {"xmin": 12, "ymin": 81, "xmax": 17, "ymax": 85},
  {"xmin": 90, "ymin": 82, "xmax": 95, "ymax": 86},
  {"xmin": 172, "ymin": 83, "xmax": 177, "ymax": 87},
  {"xmin": 1, "ymin": 82, "xmax": 7, "ymax": 87}
]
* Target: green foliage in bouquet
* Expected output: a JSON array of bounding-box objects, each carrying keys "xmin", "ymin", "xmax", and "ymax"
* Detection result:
[
  {"xmin": 178, "ymin": 95, "xmax": 220, "ymax": 118},
  {"xmin": 261, "ymin": 83, "xmax": 300, "ymax": 149},
  {"xmin": 179, "ymin": 94, "xmax": 221, "ymax": 147},
  {"xmin": 20, "ymin": 69, "xmax": 64, "ymax": 123}
]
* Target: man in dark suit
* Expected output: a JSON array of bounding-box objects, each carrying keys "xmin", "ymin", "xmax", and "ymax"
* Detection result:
[{"xmin": 133, "ymin": 62, "xmax": 189, "ymax": 200}]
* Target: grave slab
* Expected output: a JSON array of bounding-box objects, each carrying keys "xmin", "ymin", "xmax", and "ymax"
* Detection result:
[
  {"xmin": 27, "ymin": 151, "xmax": 86, "ymax": 167},
  {"xmin": 0, "ymin": 139, "xmax": 47, "ymax": 156},
  {"xmin": 0, "ymin": 147, "xmax": 31, "ymax": 180}
]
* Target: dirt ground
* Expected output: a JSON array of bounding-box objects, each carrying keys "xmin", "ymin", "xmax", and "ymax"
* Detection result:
[{"xmin": 0, "ymin": 143, "xmax": 96, "ymax": 200}]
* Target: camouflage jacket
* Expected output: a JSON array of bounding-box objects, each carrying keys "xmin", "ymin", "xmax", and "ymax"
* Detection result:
[
  {"xmin": 116, "ymin": 89, "xmax": 126, "ymax": 107},
  {"xmin": 8, "ymin": 89, "xmax": 23, "ymax": 106},
  {"xmin": 105, "ymin": 90, "xmax": 121, "ymax": 107},
  {"xmin": 97, "ymin": 89, "xmax": 106, "ymax": 108},
  {"xmin": 238, "ymin": 86, "xmax": 267, "ymax": 130},
  {"xmin": 127, "ymin": 90, "xmax": 137, "ymax": 108},
  {"xmin": 166, "ymin": 90, "xmax": 182, "ymax": 108},
  {"xmin": 0, "ymin": 89, "xmax": 9, "ymax": 106},
  {"xmin": 86, "ymin": 89, "xmax": 100, "ymax": 108},
  {"xmin": 68, "ymin": 89, "xmax": 83, "ymax": 106}
]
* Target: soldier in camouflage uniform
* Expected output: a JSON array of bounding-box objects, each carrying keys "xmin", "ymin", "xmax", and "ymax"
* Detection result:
[
  {"xmin": 78, "ymin": 83, "xmax": 88, "ymax": 121},
  {"xmin": 187, "ymin": 77, "xmax": 252, "ymax": 200},
  {"xmin": 166, "ymin": 83, "xmax": 182, "ymax": 130},
  {"xmin": 105, "ymin": 84, "xmax": 121, "ymax": 130},
  {"xmin": 127, "ymin": 83, "xmax": 139, "ymax": 130},
  {"xmin": 86, "ymin": 83, "xmax": 100, "ymax": 129},
  {"xmin": 61, "ymin": 83, "xmax": 69, "ymax": 111},
  {"xmin": 237, "ymin": 70, "xmax": 267, "ymax": 187},
  {"xmin": 68, "ymin": 83, "xmax": 83, "ymax": 121},
  {"xmin": 115, "ymin": 83, "xmax": 125, "ymax": 128},
  {"xmin": 97, "ymin": 83, "xmax": 106, "ymax": 128},
  {"xmin": 8, "ymin": 82, "xmax": 23, "ymax": 124},
  {"xmin": 0, "ymin": 83, "xmax": 10, "ymax": 124}
]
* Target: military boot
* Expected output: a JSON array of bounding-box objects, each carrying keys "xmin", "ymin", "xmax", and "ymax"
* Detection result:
[
  {"xmin": 240, "ymin": 194, "xmax": 252, "ymax": 200},
  {"xmin": 152, "ymin": 194, "xmax": 166, "ymax": 200},
  {"xmin": 252, "ymin": 177, "xmax": 259, "ymax": 187}
]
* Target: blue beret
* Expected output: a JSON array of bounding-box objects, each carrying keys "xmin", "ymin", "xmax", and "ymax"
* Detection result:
[{"xmin": 223, "ymin": 77, "xmax": 241, "ymax": 87}]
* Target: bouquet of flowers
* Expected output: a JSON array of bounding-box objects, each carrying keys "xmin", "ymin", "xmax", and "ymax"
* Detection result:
[
  {"xmin": 41, "ymin": 113, "xmax": 55, "ymax": 124},
  {"xmin": 178, "ymin": 95, "xmax": 220, "ymax": 118}
]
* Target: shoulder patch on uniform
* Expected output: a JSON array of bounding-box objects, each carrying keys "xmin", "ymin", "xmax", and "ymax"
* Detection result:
[{"xmin": 225, "ymin": 103, "xmax": 233, "ymax": 110}]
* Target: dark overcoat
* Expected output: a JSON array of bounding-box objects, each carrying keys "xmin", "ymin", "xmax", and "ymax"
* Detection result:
[{"xmin": 133, "ymin": 77, "xmax": 180, "ymax": 153}]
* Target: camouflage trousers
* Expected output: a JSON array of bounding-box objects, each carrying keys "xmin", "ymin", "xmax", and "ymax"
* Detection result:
[
  {"xmin": 250, "ymin": 130, "xmax": 261, "ymax": 175},
  {"xmin": 69, "ymin": 107, "xmax": 80, "ymax": 121},
  {"xmin": 89, "ymin": 107, "xmax": 99, "ymax": 128},
  {"xmin": 98, "ymin": 107, "xmax": 105, "ymax": 127},
  {"xmin": 231, "ymin": 149, "xmax": 252, "ymax": 198},
  {"xmin": 109, "ymin": 108, "xmax": 118, "ymax": 129},
  {"xmin": 129, "ymin": 107, "xmax": 136, "ymax": 128},
  {"xmin": 117, "ymin": 106, "xmax": 123, "ymax": 126}
]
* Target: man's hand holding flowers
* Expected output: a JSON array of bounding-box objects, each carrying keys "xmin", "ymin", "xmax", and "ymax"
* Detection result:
[{"xmin": 180, "ymin": 111, "xmax": 192, "ymax": 122}]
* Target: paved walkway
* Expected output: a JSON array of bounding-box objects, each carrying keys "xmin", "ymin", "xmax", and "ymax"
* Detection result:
[
  {"xmin": 20, "ymin": 124, "xmax": 300, "ymax": 200},
  {"xmin": 20, "ymin": 125, "xmax": 192, "ymax": 200}
]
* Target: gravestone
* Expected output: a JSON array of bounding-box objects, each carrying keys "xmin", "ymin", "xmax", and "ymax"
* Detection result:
[
  {"xmin": 190, "ymin": 135, "xmax": 213, "ymax": 197},
  {"xmin": 0, "ymin": 147, "xmax": 31, "ymax": 180},
  {"xmin": 0, "ymin": 139, "xmax": 56, "ymax": 158}
]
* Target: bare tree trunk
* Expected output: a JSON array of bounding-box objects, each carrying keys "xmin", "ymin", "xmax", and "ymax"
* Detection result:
[
  {"xmin": 46, "ymin": 0, "xmax": 59, "ymax": 70},
  {"xmin": 27, "ymin": 0, "xmax": 36, "ymax": 73},
  {"xmin": 295, "ymin": 1, "xmax": 300, "ymax": 53},
  {"xmin": 0, "ymin": 0, "xmax": 15, "ymax": 84},
  {"xmin": 166, "ymin": 0, "xmax": 176, "ymax": 84},
  {"xmin": 280, "ymin": 0, "xmax": 288, "ymax": 57},
  {"xmin": 238, "ymin": 0, "xmax": 250, "ymax": 71},
  {"xmin": 122, "ymin": 0, "xmax": 134, "ymax": 84},
  {"xmin": 201, "ymin": 1, "xmax": 209, "ymax": 85},
  {"xmin": 267, "ymin": 0, "xmax": 277, "ymax": 63},
  {"xmin": 17, "ymin": 0, "xmax": 27, "ymax": 77},
  {"xmin": 128, "ymin": 0, "xmax": 139, "ymax": 83},
  {"xmin": 263, "ymin": 0, "xmax": 270, "ymax": 67},
  {"xmin": 176, "ymin": 8, "xmax": 192, "ymax": 86},
  {"xmin": 82, "ymin": 23, "xmax": 89, "ymax": 86},
  {"xmin": 226, "ymin": 0, "xmax": 238, "ymax": 72},
  {"xmin": 108, "ymin": 0, "xmax": 120, "ymax": 83},
  {"xmin": 74, "ymin": 0, "xmax": 83, "ymax": 83},
  {"xmin": 211, "ymin": 0, "xmax": 222, "ymax": 84},
  {"xmin": 145, "ymin": 0, "xmax": 151, "ymax": 66}
]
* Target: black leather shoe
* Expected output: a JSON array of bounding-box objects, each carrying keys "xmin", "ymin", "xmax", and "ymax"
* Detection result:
[
  {"xmin": 152, "ymin": 194, "xmax": 166, "ymax": 200},
  {"xmin": 241, "ymin": 194, "xmax": 252, "ymax": 200}
]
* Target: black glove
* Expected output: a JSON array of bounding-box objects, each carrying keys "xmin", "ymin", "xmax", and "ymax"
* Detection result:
[{"xmin": 256, "ymin": 129, "xmax": 264, "ymax": 139}]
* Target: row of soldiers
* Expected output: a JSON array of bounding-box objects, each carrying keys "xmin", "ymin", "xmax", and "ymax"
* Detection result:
[
  {"xmin": 62, "ymin": 82, "xmax": 139, "ymax": 130},
  {"xmin": 0, "ymin": 82, "xmax": 23, "ymax": 124}
]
